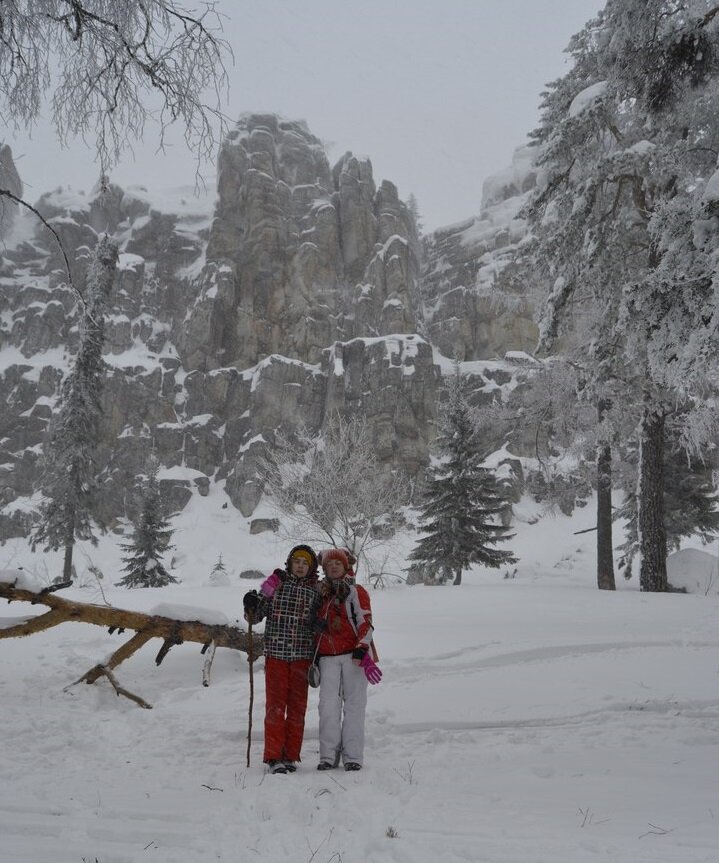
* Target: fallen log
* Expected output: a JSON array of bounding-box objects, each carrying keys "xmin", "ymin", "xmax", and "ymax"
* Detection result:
[{"xmin": 0, "ymin": 573, "xmax": 263, "ymax": 708}]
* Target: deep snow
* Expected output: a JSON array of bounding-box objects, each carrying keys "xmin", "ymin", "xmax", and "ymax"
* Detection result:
[{"xmin": 1, "ymin": 488, "xmax": 718, "ymax": 863}]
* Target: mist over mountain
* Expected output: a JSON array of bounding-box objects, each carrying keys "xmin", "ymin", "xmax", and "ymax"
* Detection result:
[{"xmin": 0, "ymin": 114, "xmax": 536, "ymax": 540}]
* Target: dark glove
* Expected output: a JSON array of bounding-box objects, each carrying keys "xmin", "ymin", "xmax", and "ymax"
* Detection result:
[
  {"xmin": 352, "ymin": 646, "xmax": 368, "ymax": 661},
  {"xmin": 313, "ymin": 617, "xmax": 329, "ymax": 633},
  {"xmin": 243, "ymin": 590, "xmax": 260, "ymax": 617}
]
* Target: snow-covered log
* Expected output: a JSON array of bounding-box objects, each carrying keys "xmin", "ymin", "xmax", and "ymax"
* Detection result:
[{"xmin": 0, "ymin": 574, "xmax": 262, "ymax": 707}]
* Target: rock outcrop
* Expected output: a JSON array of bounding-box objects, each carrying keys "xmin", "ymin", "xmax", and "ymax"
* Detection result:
[
  {"xmin": 0, "ymin": 115, "xmax": 441, "ymax": 538},
  {"xmin": 421, "ymin": 145, "xmax": 538, "ymax": 360},
  {"xmin": 179, "ymin": 115, "xmax": 421, "ymax": 371},
  {"xmin": 0, "ymin": 117, "xmax": 544, "ymax": 540}
]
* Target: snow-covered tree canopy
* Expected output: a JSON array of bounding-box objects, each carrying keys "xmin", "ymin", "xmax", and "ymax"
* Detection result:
[{"xmin": 525, "ymin": 0, "xmax": 719, "ymax": 395}]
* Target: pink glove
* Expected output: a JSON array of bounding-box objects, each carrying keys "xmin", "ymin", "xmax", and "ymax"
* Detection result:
[
  {"xmin": 359, "ymin": 653, "xmax": 382, "ymax": 685},
  {"xmin": 260, "ymin": 569, "xmax": 283, "ymax": 598}
]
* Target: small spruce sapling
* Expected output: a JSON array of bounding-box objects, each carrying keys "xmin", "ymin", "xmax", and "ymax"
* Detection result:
[
  {"xmin": 117, "ymin": 456, "xmax": 177, "ymax": 588},
  {"xmin": 209, "ymin": 554, "xmax": 230, "ymax": 587}
]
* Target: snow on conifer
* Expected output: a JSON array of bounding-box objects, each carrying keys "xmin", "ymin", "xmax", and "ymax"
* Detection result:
[
  {"xmin": 409, "ymin": 363, "xmax": 516, "ymax": 585},
  {"xmin": 32, "ymin": 234, "xmax": 118, "ymax": 581},
  {"xmin": 118, "ymin": 455, "xmax": 177, "ymax": 588}
]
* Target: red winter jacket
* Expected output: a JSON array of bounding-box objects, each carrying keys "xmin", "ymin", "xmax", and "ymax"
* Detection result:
[{"xmin": 315, "ymin": 577, "xmax": 375, "ymax": 658}]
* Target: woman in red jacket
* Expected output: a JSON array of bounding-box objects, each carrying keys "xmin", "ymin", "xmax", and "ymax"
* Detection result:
[{"xmin": 314, "ymin": 548, "xmax": 382, "ymax": 772}]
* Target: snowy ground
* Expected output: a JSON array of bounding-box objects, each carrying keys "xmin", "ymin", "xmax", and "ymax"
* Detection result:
[{"xmin": 1, "ymin": 489, "xmax": 718, "ymax": 863}]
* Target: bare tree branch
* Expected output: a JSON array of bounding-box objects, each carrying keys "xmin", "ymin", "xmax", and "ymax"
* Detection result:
[
  {"xmin": 258, "ymin": 417, "xmax": 409, "ymax": 568},
  {"xmin": 0, "ymin": 1, "xmax": 231, "ymax": 182}
]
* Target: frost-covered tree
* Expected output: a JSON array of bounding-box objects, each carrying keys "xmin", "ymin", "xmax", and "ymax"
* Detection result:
[
  {"xmin": 32, "ymin": 235, "xmax": 118, "ymax": 581},
  {"xmin": 409, "ymin": 365, "xmax": 516, "ymax": 586},
  {"xmin": 0, "ymin": 1, "xmax": 229, "ymax": 274},
  {"xmin": 406, "ymin": 194, "xmax": 424, "ymax": 236},
  {"xmin": 118, "ymin": 455, "xmax": 177, "ymax": 588},
  {"xmin": 0, "ymin": 1, "xmax": 228, "ymax": 178},
  {"xmin": 497, "ymin": 352, "xmax": 619, "ymax": 589},
  {"xmin": 523, "ymin": 0, "xmax": 719, "ymax": 591},
  {"xmin": 259, "ymin": 416, "xmax": 408, "ymax": 566}
]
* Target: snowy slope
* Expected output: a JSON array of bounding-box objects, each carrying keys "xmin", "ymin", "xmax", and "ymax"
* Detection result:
[{"xmin": 1, "ymin": 495, "xmax": 718, "ymax": 863}]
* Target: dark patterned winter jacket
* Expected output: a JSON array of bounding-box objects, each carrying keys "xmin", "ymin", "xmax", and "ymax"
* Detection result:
[{"xmin": 253, "ymin": 574, "xmax": 322, "ymax": 662}]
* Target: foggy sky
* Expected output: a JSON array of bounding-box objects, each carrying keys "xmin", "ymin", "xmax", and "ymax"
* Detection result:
[{"xmin": 7, "ymin": 0, "xmax": 601, "ymax": 231}]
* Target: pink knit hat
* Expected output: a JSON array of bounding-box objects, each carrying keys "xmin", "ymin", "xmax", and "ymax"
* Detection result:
[{"xmin": 320, "ymin": 548, "xmax": 349, "ymax": 572}]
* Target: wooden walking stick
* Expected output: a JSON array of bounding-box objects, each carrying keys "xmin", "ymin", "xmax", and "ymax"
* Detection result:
[{"xmin": 246, "ymin": 614, "xmax": 254, "ymax": 768}]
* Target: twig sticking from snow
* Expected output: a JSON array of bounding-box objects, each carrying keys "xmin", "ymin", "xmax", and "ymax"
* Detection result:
[
  {"xmin": 306, "ymin": 829, "xmax": 334, "ymax": 863},
  {"xmin": 638, "ymin": 822, "xmax": 674, "ymax": 839},
  {"xmin": 67, "ymin": 665, "xmax": 152, "ymax": 709}
]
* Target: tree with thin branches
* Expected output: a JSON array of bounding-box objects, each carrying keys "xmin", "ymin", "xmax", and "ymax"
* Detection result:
[
  {"xmin": 1, "ymin": 0, "xmax": 229, "ymax": 177},
  {"xmin": 0, "ymin": 1, "xmax": 230, "ymax": 279},
  {"xmin": 258, "ymin": 416, "xmax": 408, "ymax": 567}
]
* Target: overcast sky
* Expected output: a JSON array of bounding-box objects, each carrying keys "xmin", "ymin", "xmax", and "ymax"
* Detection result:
[{"xmin": 7, "ymin": 0, "xmax": 601, "ymax": 232}]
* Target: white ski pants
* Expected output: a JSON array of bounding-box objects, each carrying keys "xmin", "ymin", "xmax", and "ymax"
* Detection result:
[{"xmin": 318, "ymin": 653, "xmax": 368, "ymax": 766}]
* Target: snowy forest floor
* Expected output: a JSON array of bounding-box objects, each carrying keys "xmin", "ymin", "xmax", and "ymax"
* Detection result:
[{"xmin": 1, "ymin": 490, "xmax": 719, "ymax": 863}]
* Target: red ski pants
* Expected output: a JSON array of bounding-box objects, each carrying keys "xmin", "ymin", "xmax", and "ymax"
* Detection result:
[{"xmin": 263, "ymin": 657, "xmax": 311, "ymax": 763}]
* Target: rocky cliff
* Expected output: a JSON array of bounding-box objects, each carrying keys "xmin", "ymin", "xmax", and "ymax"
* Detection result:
[
  {"xmin": 0, "ymin": 117, "xmax": 540, "ymax": 541},
  {"xmin": 179, "ymin": 115, "xmax": 422, "ymax": 371},
  {"xmin": 421, "ymin": 145, "xmax": 538, "ymax": 361},
  {"xmin": 0, "ymin": 116, "xmax": 442, "ymax": 538}
]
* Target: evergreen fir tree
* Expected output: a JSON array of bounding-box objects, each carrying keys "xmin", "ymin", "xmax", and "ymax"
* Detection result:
[
  {"xmin": 409, "ymin": 364, "xmax": 516, "ymax": 585},
  {"xmin": 208, "ymin": 554, "xmax": 230, "ymax": 586},
  {"xmin": 118, "ymin": 456, "xmax": 177, "ymax": 589},
  {"xmin": 32, "ymin": 235, "xmax": 118, "ymax": 581}
]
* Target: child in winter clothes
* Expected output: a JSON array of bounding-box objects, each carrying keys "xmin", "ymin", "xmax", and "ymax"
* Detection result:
[
  {"xmin": 314, "ymin": 548, "xmax": 382, "ymax": 772},
  {"xmin": 243, "ymin": 544, "xmax": 321, "ymax": 774}
]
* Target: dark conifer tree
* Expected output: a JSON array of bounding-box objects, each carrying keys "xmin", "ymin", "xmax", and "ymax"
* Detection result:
[
  {"xmin": 410, "ymin": 365, "xmax": 516, "ymax": 585},
  {"xmin": 118, "ymin": 455, "xmax": 177, "ymax": 589},
  {"xmin": 32, "ymin": 235, "xmax": 118, "ymax": 581}
]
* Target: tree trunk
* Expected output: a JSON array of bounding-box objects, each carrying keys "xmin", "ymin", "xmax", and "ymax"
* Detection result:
[
  {"xmin": 639, "ymin": 405, "xmax": 667, "ymax": 592},
  {"xmin": 453, "ymin": 567, "xmax": 462, "ymax": 586},
  {"xmin": 62, "ymin": 542, "xmax": 74, "ymax": 584},
  {"xmin": 596, "ymin": 399, "xmax": 615, "ymax": 591},
  {"xmin": 0, "ymin": 579, "xmax": 261, "ymax": 656},
  {"xmin": 63, "ymin": 503, "xmax": 76, "ymax": 583}
]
